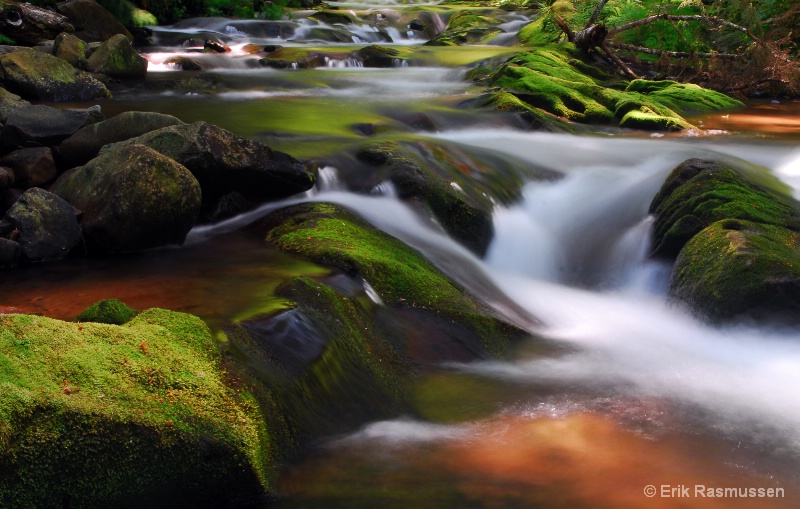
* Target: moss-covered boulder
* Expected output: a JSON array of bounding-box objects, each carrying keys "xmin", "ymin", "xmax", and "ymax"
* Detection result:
[
  {"xmin": 256, "ymin": 202, "xmax": 528, "ymax": 357},
  {"xmin": 352, "ymin": 44, "xmax": 404, "ymax": 68},
  {"xmin": 49, "ymin": 143, "xmax": 201, "ymax": 253},
  {"xmin": 425, "ymin": 11, "xmax": 505, "ymax": 46},
  {"xmin": 0, "ymin": 49, "xmax": 110, "ymax": 102},
  {"xmin": 0, "ymin": 308, "xmax": 273, "ymax": 508},
  {"xmin": 86, "ymin": 33, "xmax": 147, "ymax": 79},
  {"xmin": 106, "ymin": 121, "xmax": 315, "ymax": 220},
  {"xmin": 649, "ymin": 158, "xmax": 800, "ymax": 324},
  {"xmin": 2, "ymin": 187, "xmax": 81, "ymax": 262},
  {"xmin": 75, "ymin": 298, "xmax": 139, "ymax": 325},
  {"xmin": 59, "ymin": 111, "xmax": 184, "ymax": 168},
  {"xmin": 483, "ymin": 45, "xmax": 742, "ymax": 131},
  {"xmin": 52, "ymin": 32, "xmax": 88, "ymax": 70}
]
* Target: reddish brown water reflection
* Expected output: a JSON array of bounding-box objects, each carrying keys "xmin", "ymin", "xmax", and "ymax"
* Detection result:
[{"xmin": 692, "ymin": 100, "xmax": 800, "ymax": 136}]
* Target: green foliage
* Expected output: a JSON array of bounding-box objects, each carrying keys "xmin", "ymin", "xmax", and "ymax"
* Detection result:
[{"xmin": 98, "ymin": 0, "xmax": 159, "ymax": 26}]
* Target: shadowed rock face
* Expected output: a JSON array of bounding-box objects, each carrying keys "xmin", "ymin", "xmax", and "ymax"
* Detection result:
[{"xmin": 0, "ymin": 2, "xmax": 74, "ymax": 45}]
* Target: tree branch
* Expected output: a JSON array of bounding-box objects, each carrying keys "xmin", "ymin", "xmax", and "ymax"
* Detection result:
[
  {"xmin": 608, "ymin": 14, "xmax": 762, "ymax": 45},
  {"xmin": 585, "ymin": 0, "xmax": 611, "ymax": 30},
  {"xmin": 607, "ymin": 41, "xmax": 742, "ymax": 60}
]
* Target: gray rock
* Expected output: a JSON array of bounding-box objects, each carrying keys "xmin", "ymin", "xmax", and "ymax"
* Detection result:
[
  {"xmin": 0, "ymin": 49, "xmax": 110, "ymax": 102},
  {"xmin": 56, "ymin": 0, "xmax": 133, "ymax": 42},
  {"xmin": 2, "ymin": 104, "xmax": 104, "ymax": 150},
  {"xmin": 50, "ymin": 143, "xmax": 201, "ymax": 252},
  {"xmin": 86, "ymin": 34, "xmax": 147, "ymax": 79},
  {"xmin": 0, "ymin": 86, "xmax": 29, "ymax": 125},
  {"xmin": 59, "ymin": 111, "xmax": 183, "ymax": 168},
  {"xmin": 0, "ymin": 147, "xmax": 57, "ymax": 188},
  {"xmin": 4, "ymin": 187, "xmax": 81, "ymax": 262}
]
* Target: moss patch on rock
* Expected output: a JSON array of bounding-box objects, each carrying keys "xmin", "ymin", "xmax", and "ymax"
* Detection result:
[
  {"xmin": 75, "ymin": 298, "xmax": 139, "ymax": 325},
  {"xmin": 649, "ymin": 158, "xmax": 800, "ymax": 324},
  {"xmin": 0, "ymin": 308, "xmax": 273, "ymax": 508},
  {"xmin": 257, "ymin": 202, "xmax": 526, "ymax": 357},
  {"xmin": 481, "ymin": 44, "xmax": 742, "ymax": 131}
]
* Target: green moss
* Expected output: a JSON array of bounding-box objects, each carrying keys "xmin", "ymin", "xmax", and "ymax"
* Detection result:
[
  {"xmin": 619, "ymin": 107, "xmax": 692, "ymax": 131},
  {"xmin": 425, "ymin": 11, "xmax": 504, "ymax": 46},
  {"xmin": 75, "ymin": 298, "xmax": 139, "ymax": 325},
  {"xmin": 259, "ymin": 203, "xmax": 524, "ymax": 356},
  {"xmin": 0, "ymin": 308, "xmax": 272, "ymax": 507},
  {"xmin": 670, "ymin": 220, "xmax": 800, "ymax": 323},
  {"xmin": 626, "ymin": 79, "xmax": 744, "ymax": 115},
  {"xmin": 517, "ymin": 15, "xmax": 563, "ymax": 47},
  {"xmin": 650, "ymin": 159, "xmax": 800, "ymax": 259}
]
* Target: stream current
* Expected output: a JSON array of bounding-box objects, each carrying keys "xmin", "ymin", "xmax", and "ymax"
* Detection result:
[{"xmin": 4, "ymin": 2, "xmax": 800, "ymax": 507}]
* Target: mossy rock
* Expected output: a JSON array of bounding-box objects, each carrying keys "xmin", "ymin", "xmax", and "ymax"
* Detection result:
[
  {"xmin": 425, "ymin": 12, "xmax": 504, "ymax": 46},
  {"xmin": 625, "ymin": 79, "xmax": 744, "ymax": 116},
  {"xmin": 225, "ymin": 276, "xmax": 407, "ymax": 446},
  {"xmin": 256, "ymin": 202, "xmax": 528, "ymax": 357},
  {"xmin": 669, "ymin": 220, "xmax": 800, "ymax": 324},
  {"xmin": 86, "ymin": 33, "xmax": 148, "ymax": 79},
  {"xmin": 474, "ymin": 90, "xmax": 577, "ymax": 132},
  {"xmin": 649, "ymin": 158, "xmax": 800, "ymax": 324},
  {"xmin": 483, "ymin": 45, "xmax": 741, "ymax": 131},
  {"xmin": 649, "ymin": 159, "xmax": 800, "ymax": 259},
  {"xmin": 75, "ymin": 298, "xmax": 139, "ymax": 325},
  {"xmin": 0, "ymin": 308, "xmax": 273, "ymax": 508}
]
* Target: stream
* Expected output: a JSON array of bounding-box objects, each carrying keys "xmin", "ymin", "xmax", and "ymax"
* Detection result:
[{"xmin": 4, "ymin": 1, "xmax": 800, "ymax": 507}]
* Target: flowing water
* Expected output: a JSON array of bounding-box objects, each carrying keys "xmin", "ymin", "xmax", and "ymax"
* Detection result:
[{"xmin": 5, "ymin": 3, "xmax": 800, "ymax": 507}]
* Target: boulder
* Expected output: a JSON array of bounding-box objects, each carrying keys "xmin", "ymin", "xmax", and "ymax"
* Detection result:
[
  {"xmin": 0, "ymin": 2, "xmax": 74, "ymax": 45},
  {"xmin": 352, "ymin": 45, "xmax": 401, "ymax": 68},
  {"xmin": 650, "ymin": 158, "xmax": 800, "ymax": 324},
  {"xmin": 0, "ymin": 87, "xmax": 29, "ymax": 125},
  {"xmin": 86, "ymin": 33, "xmax": 147, "ymax": 79},
  {"xmin": 53, "ymin": 32, "xmax": 88, "ymax": 70},
  {"xmin": 49, "ymin": 143, "xmax": 201, "ymax": 252},
  {"xmin": 3, "ymin": 187, "xmax": 81, "ymax": 262},
  {"xmin": 56, "ymin": 0, "xmax": 133, "ymax": 42},
  {"xmin": 2, "ymin": 104, "xmax": 104, "ymax": 150},
  {"xmin": 0, "ymin": 147, "xmax": 57, "ymax": 188},
  {"xmin": 0, "ymin": 308, "xmax": 273, "ymax": 508},
  {"xmin": 0, "ymin": 49, "xmax": 110, "ymax": 102},
  {"xmin": 59, "ymin": 111, "xmax": 183, "ymax": 168},
  {"xmin": 105, "ymin": 121, "xmax": 314, "ymax": 218}
]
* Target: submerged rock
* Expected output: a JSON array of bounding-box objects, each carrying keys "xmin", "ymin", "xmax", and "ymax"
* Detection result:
[
  {"xmin": 106, "ymin": 121, "xmax": 314, "ymax": 219},
  {"xmin": 0, "ymin": 49, "xmax": 110, "ymax": 102},
  {"xmin": 0, "ymin": 308, "xmax": 273, "ymax": 508},
  {"xmin": 650, "ymin": 158, "xmax": 800, "ymax": 324},
  {"xmin": 3, "ymin": 187, "xmax": 81, "ymax": 262},
  {"xmin": 50, "ymin": 143, "xmax": 201, "ymax": 252}
]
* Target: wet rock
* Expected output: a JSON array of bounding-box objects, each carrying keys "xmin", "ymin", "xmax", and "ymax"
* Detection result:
[
  {"xmin": 425, "ymin": 12, "xmax": 504, "ymax": 46},
  {"xmin": 357, "ymin": 141, "xmax": 495, "ymax": 256},
  {"xmin": 0, "ymin": 2, "xmax": 75, "ymax": 46},
  {"xmin": 53, "ymin": 32, "xmax": 88, "ymax": 70},
  {"xmin": 56, "ymin": 0, "xmax": 133, "ymax": 42},
  {"xmin": 0, "ymin": 167, "xmax": 12, "ymax": 188},
  {"xmin": 308, "ymin": 11, "xmax": 353, "ymax": 25},
  {"xmin": 59, "ymin": 111, "xmax": 183, "ymax": 168},
  {"xmin": 301, "ymin": 26, "xmax": 354, "ymax": 44},
  {"xmin": 650, "ymin": 158, "xmax": 800, "ymax": 324},
  {"xmin": 0, "ymin": 48, "xmax": 110, "ymax": 102},
  {"xmin": 50, "ymin": 143, "xmax": 201, "ymax": 252},
  {"xmin": 2, "ymin": 104, "xmax": 103, "ymax": 150},
  {"xmin": 352, "ymin": 45, "xmax": 401, "ymax": 68},
  {"xmin": 0, "ymin": 237, "xmax": 20, "ymax": 267},
  {"xmin": 86, "ymin": 34, "xmax": 147, "ymax": 79},
  {"xmin": 0, "ymin": 147, "xmax": 57, "ymax": 188},
  {"xmin": 204, "ymin": 40, "xmax": 231, "ymax": 53},
  {"xmin": 105, "ymin": 121, "xmax": 314, "ymax": 219},
  {"xmin": 163, "ymin": 55, "xmax": 203, "ymax": 71},
  {"xmin": 206, "ymin": 191, "xmax": 256, "ymax": 223},
  {"xmin": 0, "ymin": 86, "xmax": 29, "ymax": 124},
  {"xmin": 3, "ymin": 187, "xmax": 81, "ymax": 262}
]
